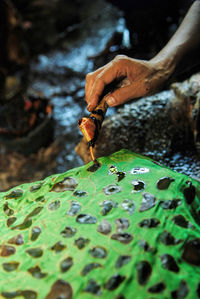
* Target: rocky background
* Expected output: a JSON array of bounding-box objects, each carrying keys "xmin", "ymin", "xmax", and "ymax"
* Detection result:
[
  {"xmin": 0, "ymin": 0, "xmax": 199, "ymax": 191},
  {"xmin": 76, "ymin": 73, "xmax": 200, "ymax": 181}
]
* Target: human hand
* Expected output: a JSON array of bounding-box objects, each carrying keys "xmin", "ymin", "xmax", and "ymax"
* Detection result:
[{"xmin": 85, "ymin": 55, "xmax": 173, "ymax": 111}]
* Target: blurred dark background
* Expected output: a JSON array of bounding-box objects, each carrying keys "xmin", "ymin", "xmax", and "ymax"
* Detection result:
[{"xmin": 0, "ymin": 0, "xmax": 198, "ymax": 191}]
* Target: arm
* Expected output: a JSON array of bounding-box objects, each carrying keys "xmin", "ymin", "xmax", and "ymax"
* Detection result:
[{"xmin": 85, "ymin": 0, "xmax": 200, "ymax": 111}]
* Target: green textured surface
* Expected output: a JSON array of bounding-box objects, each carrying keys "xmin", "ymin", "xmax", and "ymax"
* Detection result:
[{"xmin": 0, "ymin": 149, "xmax": 200, "ymax": 299}]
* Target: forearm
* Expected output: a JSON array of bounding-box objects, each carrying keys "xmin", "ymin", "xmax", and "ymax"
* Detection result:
[{"xmin": 151, "ymin": 1, "xmax": 200, "ymax": 76}]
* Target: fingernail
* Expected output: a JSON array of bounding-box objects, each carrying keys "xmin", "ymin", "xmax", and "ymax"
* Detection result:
[
  {"xmin": 107, "ymin": 96, "xmax": 116, "ymax": 106},
  {"xmin": 87, "ymin": 104, "xmax": 92, "ymax": 111}
]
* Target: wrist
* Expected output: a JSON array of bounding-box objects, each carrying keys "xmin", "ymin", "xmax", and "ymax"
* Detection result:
[{"xmin": 150, "ymin": 53, "xmax": 177, "ymax": 80}]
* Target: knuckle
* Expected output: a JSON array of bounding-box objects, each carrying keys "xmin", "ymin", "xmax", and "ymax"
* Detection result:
[
  {"xmin": 85, "ymin": 73, "xmax": 92, "ymax": 81},
  {"xmin": 114, "ymin": 54, "xmax": 127, "ymax": 61}
]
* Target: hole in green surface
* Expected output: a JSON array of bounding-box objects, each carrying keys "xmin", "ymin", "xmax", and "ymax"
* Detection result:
[
  {"xmin": 8, "ymin": 234, "xmax": 24, "ymax": 246},
  {"xmin": 81, "ymin": 263, "xmax": 102, "ymax": 276},
  {"xmin": 31, "ymin": 227, "xmax": 41, "ymax": 241},
  {"xmin": 60, "ymin": 257, "xmax": 73, "ymax": 273},
  {"xmin": 111, "ymin": 233, "xmax": 133, "ymax": 244},
  {"xmin": 7, "ymin": 217, "xmax": 17, "ymax": 227},
  {"xmin": 30, "ymin": 183, "xmax": 43, "ymax": 193},
  {"xmin": 48, "ymin": 200, "xmax": 61, "ymax": 211},
  {"xmin": 89, "ymin": 246, "xmax": 107, "ymax": 258},
  {"xmin": 104, "ymin": 274, "xmax": 126, "ymax": 291},
  {"xmin": 97, "ymin": 220, "xmax": 112, "ymax": 235},
  {"xmin": 61, "ymin": 226, "xmax": 77, "ymax": 238},
  {"xmin": 4, "ymin": 189, "xmax": 23, "ymax": 200},
  {"xmin": 51, "ymin": 241, "xmax": 66, "ymax": 253},
  {"xmin": 0, "ymin": 245, "xmax": 16, "ymax": 257},
  {"xmin": 26, "ymin": 247, "xmax": 43, "ymax": 258},
  {"xmin": 115, "ymin": 218, "xmax": 130, "ymax": 232},
  {"xmin": 139, "ymin": 193, "xmax": 156, "ymax": 212},
  {"xmin": 45, "ymin": 280, "xmax": 73, "ymax": 299},
  {"xmin": 51, "ymin": 177, "xmax": 78, "ymax": 192},
  {"xmin": 76, "ymin": 214, "xmax": 97, "ymax": 224},
  {"xmin": 136, "ymin": 261, "xmax": 152, "ymax": 285},
  {"xmin": 3, "ymin": 202, "xmax": 14, "ymax": 216},
  {"xmin": 103, "ymin": 184, "xmax": 122, "ymax": 195},
  {"xmin": 2, "ymin": 262, "xmax": 19, "ymax": 272},
  {"xmin": 28, "ymin": 266, "xmax": 47, "ymax": 279},
  {"xmin": 74, "ymin": 237, "xmax": 90, "ymax": 249}
]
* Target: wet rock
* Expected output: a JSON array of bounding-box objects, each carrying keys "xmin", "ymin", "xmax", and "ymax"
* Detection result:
[
  {"xmin": 75, "ymin": 73, "xmax": 200, "ymax": 179},
  {"xmin": 76, "ymin": 90, "xmax": 176, "ymax": 163}
]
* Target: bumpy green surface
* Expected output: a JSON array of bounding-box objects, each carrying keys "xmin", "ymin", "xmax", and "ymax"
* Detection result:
[{"xmin": 0, "ymin": 149, "xmax": 200, "ymax": 299}]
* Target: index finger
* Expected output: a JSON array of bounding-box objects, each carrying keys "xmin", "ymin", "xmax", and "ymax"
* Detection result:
[
  {"xmin": 87, "ymin": 61, "xmax": 123, "ymax": 111},
  {"xmin": 85, "ymin": 66, "xmax": 106, "ymax": 105}
]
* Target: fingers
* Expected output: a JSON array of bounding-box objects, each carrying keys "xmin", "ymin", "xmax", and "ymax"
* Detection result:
[
  {"xmin": 86, "ymin": 66, "xmax": 121, "ymax": 111},
  {"xmin": 106, "ymin": 79, "xmax": 149, "ymax": 106},
  {"xmin": 85, "ymin": 56, "xmax": 128, "ymax": 111},
  {"xmin": 85, "ymin": 66, "xmax": 105, "ymax": 105}
]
